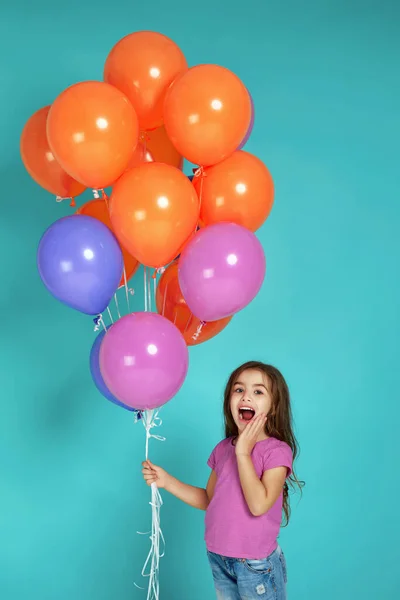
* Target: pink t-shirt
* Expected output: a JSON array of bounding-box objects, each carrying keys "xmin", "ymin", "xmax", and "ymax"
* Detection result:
[{"xmin": 205, "ymin": 437, "xmax": 293, "ymax": 560}]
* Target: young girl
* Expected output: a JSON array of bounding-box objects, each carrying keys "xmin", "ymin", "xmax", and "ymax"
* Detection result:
[{"xmin": 142, "ymin": 361, "xmax": 302, "ymax": 599}]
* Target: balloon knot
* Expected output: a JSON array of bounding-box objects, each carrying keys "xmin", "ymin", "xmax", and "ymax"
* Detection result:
[
  {"xmin": 193, "ymin": 166, "xmax": 206, "ymax": 178},
  {"xmin": 69, "ymin": 198, "xmax": 76, "ymax": 208},
  {"xmin": 93, "ymin": 315, "xmax": 102, "ymax": 331},
  {"xmin": 139, "ymin": 131, "xmax": 151, "ymax": 143},
  {"xmin": 129, "ymin": 287, "xmax": 135, "ymax": 296},
  {"xmin": 101, "ymin": 189, "xmax": 109, "ymax": 202},
  {"xmin": 92, "ymin": 189, "xmax": 100, "ymax": 199},
  {"xmin": 192, "ymin": 320, "xmax": 206, "ymax": 341},
  {"xmin": 157, "ymin": 267, "xmax": 166, "ymax": 275},
  {"xmin": 55, "ymin": 195, "xmax": 70, "ymax": 204}
]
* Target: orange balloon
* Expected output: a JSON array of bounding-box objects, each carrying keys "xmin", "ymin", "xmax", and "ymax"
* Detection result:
[
  {"xmin": 164, "ymin": 65, "xmax": 251, "ymax": 167},
  {"xmin": 146, "ymin": 126, "xmax": 183, "ymax": 169},
  {"xmin": 156, "ymin": 262, "xmax": 232, "ymax": 346},
  {"xmin": 20, "ymin": 106, "xmax": 85, "ymax": 198},
  {"xmin": 104, "ymin": 31, "xmax": 188, "ymax": 131},
  {"xmin": 194, "ymin": 150, "xmax": 274, "ymax": 231},
  {"xmin": 110, "ymin": 163, "xmax": 199, "ymax": 268},
  {"xmin": 77, "ymin": 199, "xmax": 140, "ymax": 288},
  {"xmin": 127, "ymin": 142, "xmax": 153, "ymax": 167},
  {"xmin": 47, "ymin": 81, "xmax": 139, "ymax": 189}
]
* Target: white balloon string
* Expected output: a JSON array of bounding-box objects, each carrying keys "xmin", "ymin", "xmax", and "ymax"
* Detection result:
[
  {"xmin": 193, "ymin": 166, "xmax": 205, "ymax": 230},
  {"xmin": 92, "ymin": 189, "xmax": 100, "ymax": 199},
  {"xmin": 93, "ymin": 314, "xmax": 107, "ymax": 333},
  {"xmin": 148, "ymin": 273, "xmax": 152, "ymax": 312},
  {"xmin": 144, "ymin": 267, "xmax": 148, "ymax": 312},
  {"xmin": 114, "ymin": 293, "xmax": 121, "ymax": 319},
  {"xmin": 192, "ymin": 320, "xmax": 205, "ymax": 341},
  {"xmin": 107, "ymin": 307, "xmax": 114, "ymax": 324},
  {"xmin": 134, "ymin": 410, "xmax": 166, "ymax": 600},
  {"xmin": 161, "ymin": 281, "xmax": 168, "ymax": 317},
  {"xmin": 183, "ymin": 313, "xmax": 193, "ymax": 334},
  {"xmin": 123, "ymin": 266, "xmax": 131, "ymax": 313}
]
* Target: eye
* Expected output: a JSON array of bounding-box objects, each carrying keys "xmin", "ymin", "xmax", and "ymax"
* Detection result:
[
  {"xmin": 234, "ymin": 387, "xmax": 243, "ymax": 394},
  {"xmin": 254, "ymin": 389, "xmax": 264, "ymax": 395}
]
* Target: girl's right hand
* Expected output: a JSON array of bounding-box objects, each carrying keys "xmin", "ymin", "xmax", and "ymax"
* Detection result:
[{"xmin": 142, "ymin": 460, "xmax": 170, "ymax": 489}]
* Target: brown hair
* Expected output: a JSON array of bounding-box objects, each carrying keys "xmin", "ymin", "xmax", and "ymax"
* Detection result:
[{"xmin": 223, "ymin": 361, "xmax": 304, "ymax": 525}]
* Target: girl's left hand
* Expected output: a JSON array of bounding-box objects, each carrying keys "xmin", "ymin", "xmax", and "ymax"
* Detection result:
[{"xmin": 235, "ymin": 414, "xmax": 268, "ymax": 457}]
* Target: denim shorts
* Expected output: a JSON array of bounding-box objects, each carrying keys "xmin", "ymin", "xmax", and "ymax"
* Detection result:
[{"xmin": 207, "ymin": 546, "xmax": 287, "ymax": 600}]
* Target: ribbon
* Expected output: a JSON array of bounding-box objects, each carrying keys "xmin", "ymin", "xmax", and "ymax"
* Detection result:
[
  {"xmin": 192, "ymin": 320, "xmax": 206, "ymax": 341},
  {"xmin": 135, "ymin": 410, "xmax": 165, "ymax": 600}
]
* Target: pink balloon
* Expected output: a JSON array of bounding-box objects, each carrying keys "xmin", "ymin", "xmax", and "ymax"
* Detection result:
[
  {"xmin": 178, "ymin": 223, "xmax": 266, "ymax": 322},
  {"xmin": 99, "ymin": 312, "xmax": 189, "ymax": 410}
]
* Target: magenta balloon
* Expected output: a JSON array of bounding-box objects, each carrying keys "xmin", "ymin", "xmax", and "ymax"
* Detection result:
[
  {"xmin": 178, "ymin": 223, "xmax": 266, "ymax": 322},
  {"xmin": 99, "ymin": 312, "xmax": 189, "ymax": 410}
]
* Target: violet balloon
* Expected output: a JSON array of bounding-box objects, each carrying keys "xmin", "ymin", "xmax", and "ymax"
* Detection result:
[
  {"xmin": 37, "ymin": 215, "xmax": 123, "ymax": 315},
  {"xmin": 99, "ymin": 312, "xmax": 189, "ymax": 410},
  {"xmin": 90, "ymin": 329, "xmax": 135, "ymax": 411},
  {"xmin": 178, "ymin": 223, "xmax": 266, "ymax": 322}
]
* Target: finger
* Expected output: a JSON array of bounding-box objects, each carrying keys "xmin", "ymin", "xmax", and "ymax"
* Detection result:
[
  {"xmin": 247, "ymin": 414, "xmax": 265, "ymax": 436},
  {"xmin": 144, "ymin": 474, "xmax": 157, "ymax": 482},
  {"xmin": 142, "ymin": 468, "xmax": 153, "ymax": 475},
  {"xmin": 246, "ymin": 414, "xmax": 262, "ymax": 432}
]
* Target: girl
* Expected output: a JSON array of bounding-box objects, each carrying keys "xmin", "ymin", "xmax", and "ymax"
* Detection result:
[{"xmin": 142, "ymin": 361, "xmax": 303, "ymax": 599}]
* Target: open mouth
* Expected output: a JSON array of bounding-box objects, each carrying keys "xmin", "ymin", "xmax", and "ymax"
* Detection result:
[{"xmin": 238, "ymin": 407, "xmax": 256, "ymax": 422}]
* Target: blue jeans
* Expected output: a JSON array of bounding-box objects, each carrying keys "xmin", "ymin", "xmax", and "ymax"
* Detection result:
[{"xmin": 207, "ymin": 546, "xmax": 287, "ymax": 600}]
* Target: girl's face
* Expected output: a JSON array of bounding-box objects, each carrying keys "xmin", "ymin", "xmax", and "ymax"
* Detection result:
[{"xmin": 230, "ymin": 368, "xmax": 272, "ymax": 432}]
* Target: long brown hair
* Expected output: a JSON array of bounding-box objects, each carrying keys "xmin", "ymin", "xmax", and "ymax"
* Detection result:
[{"xmin": 223, "ymin": 361, "xmax": 304, "ymax": 525}]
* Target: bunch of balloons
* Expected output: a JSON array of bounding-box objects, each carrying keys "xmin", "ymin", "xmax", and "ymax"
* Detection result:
[{"xmin": 23, "ymin": 30, "xmax": 274, "ymax": 415}]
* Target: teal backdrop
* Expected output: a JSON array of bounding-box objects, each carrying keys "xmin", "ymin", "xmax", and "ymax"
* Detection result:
[{"xmin": 1, "ymin": 1, "xmax": 399, "ymax": 598}]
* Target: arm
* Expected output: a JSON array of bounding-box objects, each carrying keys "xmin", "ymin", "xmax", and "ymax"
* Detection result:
[
  {"xmin": 142, "ymin": 460, "xmax": 217, "ymax": 511},
  {"xmin": 165, "ymin": 470, "xmax": 217, "ymax": 510},
  {"xmin": 237, "ymin": 455, "xmax": 287, "ymax": 517}
]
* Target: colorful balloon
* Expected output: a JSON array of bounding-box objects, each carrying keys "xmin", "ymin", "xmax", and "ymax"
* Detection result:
[
  {"xmin": 99, "ymin": 312, "xmax": 189, "ymax": 410},
  {"xmin": 156, "ymin": 262, "xmax": 232, "ymax": 346},
  {"xmin": 77, "ymin": 199, "xmax": 140, "ymax": 287},
  {"xmin": 20, "ymin": 106, "xmax": 86, "ymax": 198},
  {"xmin": 146, "ymin": 125, "xmax": 183, "ymax": 169},
  {"xmin": 90, "ymin": 329, "xmax": 135, "ymax": 410},
  {"xmin": 104, "ymin": 31, "xmax": 188, "ymax": 131},
  {"xmin": 47, "ymin": 81, "xmax": 139, "ymax": 189},
  {"xmin": 178, "ymin": 223, "xmax": 266, "ymax": 321},
  {"xmin": 238, "ymin": 93, "xmax": 255, "ymax": 149},
  {"xmin": 164, "ymin": 65, "xmax": 251, "ymax": 166},
  {"xmin": 194, "ymin": 151, "xmax": 274, "ymax": 232},
  {"xmin": 110, "ymin": 162, "xmax": 199, "ymax": 268},
  {"xmin": 37, "ymin": 215, "xmax": 123, "ymax": 315},
  {"xmin": 124, "ymin": 142, "xmax": 153, "ymax": 171}
]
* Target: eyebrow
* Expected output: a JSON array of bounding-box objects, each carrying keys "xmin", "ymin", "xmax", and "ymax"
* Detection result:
[{"xmin": 234, "ymin": 381, "xmax": 268, "ymax": 390}]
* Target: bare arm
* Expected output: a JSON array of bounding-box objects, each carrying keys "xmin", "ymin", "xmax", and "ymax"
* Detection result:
[
  {"xmin": 165, "ymin": 470, "xmax": 216, "ymax": 510},
  {"xmin": 237, "ymin": 455, "xmax": 287, "ymax": 517},
  {"xmin": 142, "ymin": 460, "xmax": 217, "ymax": 511}
]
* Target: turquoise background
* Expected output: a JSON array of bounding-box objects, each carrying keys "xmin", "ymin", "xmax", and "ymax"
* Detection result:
[{"xmin": 1, "ymin": 1, "xmax": 399, "ymax": 598}]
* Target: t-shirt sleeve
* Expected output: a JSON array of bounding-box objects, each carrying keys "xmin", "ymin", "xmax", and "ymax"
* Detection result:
[
  {"xmin": 262, "ymin": 442, "xmax": 293, "ymax": 477},
  {"xmin": 207, "ymin": 445, "xmax": 218, "ymax": 470}
]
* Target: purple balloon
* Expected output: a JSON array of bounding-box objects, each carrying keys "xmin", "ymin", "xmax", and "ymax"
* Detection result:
[
  {"xmin": 99, "ymin": 312, "xmax": 189, "ymax": 410},
  {"xmin": 178, "ymin": 223, "xmax": 266, "ymax": 322},
  {"xmin": 37, "ymin": 215, "xmax": 123, "ymax": 315},
  {"xmin": 90, "ymin": 328, "xmax": 135, "ymax": 411},
  {"xmin": 238, "ymin": 92, "xmax": 254, "ymax": 149}
]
